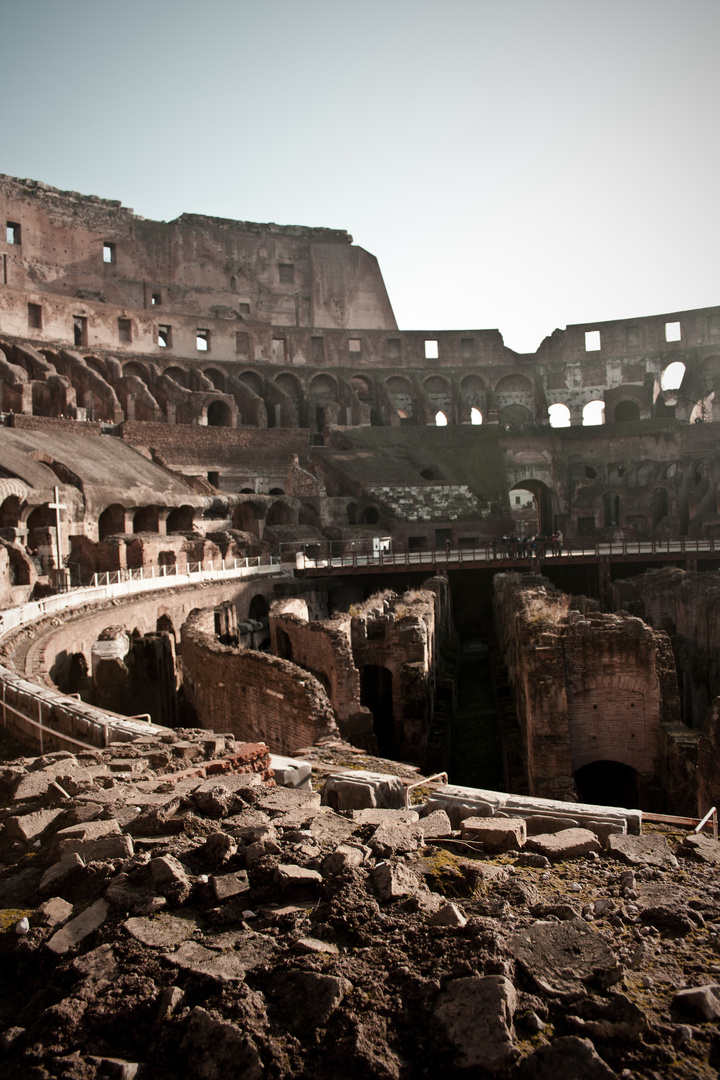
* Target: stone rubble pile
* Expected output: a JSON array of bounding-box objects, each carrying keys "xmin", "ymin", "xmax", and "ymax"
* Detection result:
[{"xmin": 0, "ymin": 745, "xmax": 720, "ymax": 1078}]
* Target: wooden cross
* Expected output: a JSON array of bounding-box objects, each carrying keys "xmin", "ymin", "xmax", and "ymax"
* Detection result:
[{"xmin": 48, "ymin": 485, "xmax": 66, "ymax": 570}]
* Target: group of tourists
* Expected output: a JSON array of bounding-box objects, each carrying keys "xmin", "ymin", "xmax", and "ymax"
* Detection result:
[{"xmin": 494, "ymin": 531, "xmax": 563, "ymax": 559}]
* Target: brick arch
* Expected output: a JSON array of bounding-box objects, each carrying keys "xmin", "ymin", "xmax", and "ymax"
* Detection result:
[{"xmin": 567, "ymin": 673, "xmax": 659, "ymax": 775}]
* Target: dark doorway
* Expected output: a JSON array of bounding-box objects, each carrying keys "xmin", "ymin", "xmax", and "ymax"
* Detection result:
[
  {"xmin": 574, "ymin": 760, "xmax": 639, "ymax": 808},
  {"xmin": 361, "ymin": 665, "xmax": 394, "ymax": 755}
]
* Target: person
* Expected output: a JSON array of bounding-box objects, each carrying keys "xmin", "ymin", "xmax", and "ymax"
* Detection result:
[
  {"xmin": 491, "ymin": 536, "xmax": 498, "ymax": 560},
  {"xmin": 556, "ymin": 529, "xmax": 563, "ymax": 555},
  {"xmin": 445, "ymin": 539, "xmax": 451, "ymax": 555}
]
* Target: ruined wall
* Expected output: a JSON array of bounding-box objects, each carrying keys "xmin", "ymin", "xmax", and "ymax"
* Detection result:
[
  {"xmin": 494, "ymin": 574, "xmax": 680, "ymax": 806},
  {"xmin": 181, "ymin": 608, "xmax": 339, "ymax": 754}
]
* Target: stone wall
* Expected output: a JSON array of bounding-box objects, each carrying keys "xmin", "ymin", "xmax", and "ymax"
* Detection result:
[{"xmin": 181, "ymin": 608, "xmax": 339, "ymax": 754}]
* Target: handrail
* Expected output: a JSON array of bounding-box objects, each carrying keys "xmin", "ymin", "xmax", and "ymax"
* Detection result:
[
  {"xmin": 404, "ymin": 771, "xmax": 448, "ymax": 808},
  {"xmin": 695, "ymin": 805, "xmax": 718, "ymax": 841}
]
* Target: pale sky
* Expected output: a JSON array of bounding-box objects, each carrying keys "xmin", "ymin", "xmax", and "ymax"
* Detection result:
[{"xmin": 3, "ymin": 0, "xmax": 718, "ymax": 353}]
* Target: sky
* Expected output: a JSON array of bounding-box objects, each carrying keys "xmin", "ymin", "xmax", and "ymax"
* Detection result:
[{"xmin": 3, "ymin": 0, "xmax": 719, "ymax": 354}]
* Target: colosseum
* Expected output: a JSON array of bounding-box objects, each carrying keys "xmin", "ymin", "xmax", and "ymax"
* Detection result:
[{"xmin": 2, "ymin": 169, "xmax": 720, "ymax": 811}]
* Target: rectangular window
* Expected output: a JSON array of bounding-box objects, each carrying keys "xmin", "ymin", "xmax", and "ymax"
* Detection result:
[
  {"xmin": 103, "ymin": 242, "xmax": 115, "ymax": 264},
  {"xmin": 461, "ymin": 338, "xmax": 475, "ymax": 359},
  {"xmin": 425, "ymin": 339, "xmax": 439, "ymax": 360},
  {"xmin": 151, "ymin": 292, "xmax": 161, "ymax": 306},
  {"xmin": 709, "ymin": 314, "xmax": 720, "ymax": 338},
  {"xmin": 585, "ymin": 330, "xmax": 601, "ymax": 352},
  {"xmin": 349, "ymin": 338, "xmax": 361, "ymax": 353},
  {"xmin": 27, "ymin": 302, "xmax": 42, "ymax": 330},
  {"xmin": 237, "ymin": 302, "xmax": 250, "ymax": 314},
  {"xmin": 272, "ymin": 338, "xmax": 286, "ymax": 363},
  {"xmin": 235, "ymin": 331, "xmax": 250, "ymax": 356},
  {"xmin": 118, "ymin": 318, "xmax": 132, "ymax": 343},
  {"xmin": 387, "ymin": 339, "xmax": 401, "ymax": 360},
  {"xmin": 625, "ymin": 325, "xmax": 640, "ymax": 348},
  {"xmin": 311, "ymin": 336, "xmax": 325, "ymax": 363},
  {"xmin": 665, "ymin": 320, "xmax": 681, "ymax": 342},
  {"xmin": 279, "ymin": 263, "xmax": 295, "ymax": 284},
  {"xmin": 196, "ymin": 329, "xmax": 209, "ymax": 351},
  {"xmin": 158, "ymin": 324, "xmax": 172, "ymax": 348},
  {"xmin": 6, "ymin": 222, "xmax": 20, "ymax": 244},
  {"xmin": 73, "ymin": 315, "xmax": 88, "ymax": 347}
]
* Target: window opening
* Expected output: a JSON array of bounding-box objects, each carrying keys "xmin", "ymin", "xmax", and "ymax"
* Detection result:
[
  {"xmin": 238, "ymin": 302, "xmax": 250, "ymax": 314},
  {"xmin": 73, "ymin": 316, "xmax": 88, "ymax": 347},
  {"xmin": 582, "ymin": 400, "xmax": 605, "ymax": 426},
  {"xmin": 279, "ymin": 263, "xmax": 295, "ymax": 283},
  {"xmin": 151, "ymin": 292, "xmax": 161, "ymax": 306},
  {"xmin": 470, "ymin": 407, "xmax": 482, "ymax": 425},
  {"xmin": 585, "ymin": 330, "xmax": 601, "ymax": 351},
  {"xmin": 435, "ymin": 410, "xmax": 448, "ymax": 426},
  {"xmin": 661, "ymin": 361, "xmax": 685, "ymax": 390},
  {"xmin": 158, "ymin": 325, "xmax": 172, "ymax": 348},
  {"xmin": 235, "ymin": 331, "xmax": 250, "ymax": 356},
  {"xmin": 103, "ymin": 242, "xmax": 115, "ymax": 264},
  {"xmin": 118, "ymin": 318, "xmax": 132, "ymax": 343},
  {"xmin": 665, "ymin": 320, "xmax": 681, "ymax": 342},
  {"xmin": 271, "ymin": 338, "xmax": 286, "ymax": 363},
  {"xmin": 196, "ymin": 329, "xmax": 209, "ymax": 351},
  {"xmin": 549, "ymin": 402, "xmax": 571, "ymax": 427},
  {"xmin": 425, "ymin": 339, "xmax": 439, "ymax": 359},
  {"xmin": 27, "ymin": 303, "xmax": 42, "ymax": 330},
  {"xmin": 6, "ymin": 222, "xmax": 20, "ymax": 244},
  {"xmin": 349, "ymin": 338, "xmax": 361, "ymax": 353}
]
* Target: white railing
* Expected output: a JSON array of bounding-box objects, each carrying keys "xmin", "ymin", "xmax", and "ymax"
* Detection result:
[{"xmin": 0, "ymin": 553, "xmax": 284, "ymax": 753}]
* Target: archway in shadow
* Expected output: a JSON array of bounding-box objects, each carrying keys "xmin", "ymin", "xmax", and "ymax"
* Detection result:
[
  {"xmin": 510, "ymin": 480, "xmax": 553, "ymax": 535},
  {"xmin": 360, "ymin": 665, "xmax": 394, "ymax": 755},
  {"xmin": 574, "ymin": 760, "xmax": 640, "ymax": 809}
]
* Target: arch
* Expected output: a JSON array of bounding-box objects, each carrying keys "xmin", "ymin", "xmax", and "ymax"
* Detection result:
[
  {"xmin": 424, "ymin": 375, "xmax": 452, "ymax": 421},
  {"xmin": 661, "ymin": 361, "xmax": 685, "ymax": 391},
  {"xmin": 238, "ymin": 370, "xmax": 264, "ymax": 396},
  {"xmin": 494, "ymin": 372, "xmax": 534, "ymax": 424},
  {"xmin": 614, "ymin": 400, "xmax": 640, "ymax": 423},
  {"xmin": 275, "ymin": 373, "xmax": 303, "ymax": 400},
  {"xmin": 207, "ymin": 400, "xmax": 232, "ymax": 427},
  {"xmin": 156, "ymin": 613, "xmax": 175, "ymax": 636},
  {"xmin": 0, "ymin": 494, "xmax": 22, "ymax": 530},
  {"xmin": 276, "ymin": 627, "xmax": 293, "ymax": 660},
  {"xmin": 233, "ymin": 502, "xmax": 262, "ymax": 537},
  {"xmin": 166, "ymin": 505, "xmax": 195, "ymax": 533},
  {"xmin": 499, "ymin": 404, "xmax": 532, "ymax": 426},
  {"xmin": 309, "ymin": 373, "xmax": 339, "ymax": 401},
  {"xmin": 470, "ymin": 407, "xmax": 483, "ymax": 425},
  {"xmin": 122, "ymin": 362, "xmax": 151, "ymax": 385},
  {"xmin": 385, "ymin": 376, "xmax": 414, "ymax": 420},
  {"xmin": 203, "ymin": 368, "xmax": 226, "ymax": 392},
  {"xmin": 163, "ymin": 366, "xmax": 188, "ymax": 388},
  {"xmin": 574, "ymin": 761, "xmax": 639, "ymax": 808},
  {"xmin": 652, "ymin": 487, "xmax": 669, "ymax": 527},
  {"xmin": 248, "ymin": 595, "xmax": 269, "ymax": 621},
  {"xmin": 460, "ymin": 374, "xmax": 486, "ymax": 403},
  {"xmin": 434, "ymin": 410, "xmax": 448, "ymax": 426},
  {"xmin": 360, "ymin": 665, "xmax": 394, "ymax": 755},
  {"xmin": 549, "ymin": 402, "xmax": 571, "ymax": 428},
  {"xmin": 351, "ymin": 375, "xmax": 373, "ymax": 402},
  {"xmin": 85, "ymin": 356, "xmax": 109, "ymax": 380},
  {"xmin": 362, "ymin": 506, "xmax": 380, "ymax": 525},
  {"xmin": 510, "ymin": 480, "xmax": 552, "ymax": 534},
  {"xmin": 98, "ymin": 503, "xmax": 126, "ymax": 540},
  {"xmin": 299, "ymin": 503, "xmax": 320, "ymax": 528},
  {"xmin": 26, "ymin": 505, "xmax": 55, "ymax": 549},
  {"xmin": 269, "ymin": 487, "xmax": 285, "ymax": 496},
  {"xmin": 266, "ymin": 500, "xmax": 292, "ymax": 527},
  {"xmin": 133, "ymin": 506, "xmax": 160, "ymax": 533},
  {"xmin": 583, "ymin": 400, "xmax": 605, "ymax": 426},
  {"xmin": 603, "ymin": 492, "xmax": 620, "ymax": 526}
]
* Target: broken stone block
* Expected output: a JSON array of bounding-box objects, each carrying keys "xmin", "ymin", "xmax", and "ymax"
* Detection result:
[
  {"xmin": 435, "ymin": 976, "xmax": 518, "ymax": 1071},
  {"xmin": 322, "ymin": 843, "xmax": 368, "ymax": 876},
  {"xmin": 39, "ymin": 852, "xmax": 85, "ymax": 895},
  {"xmin": 47, "ymin": 898, "xmax": 109, "ymax": 955},
  {"xmin": 673, "ymin": 984, "xmax": 720, "ymax": 1021},
  {"xmin": 33, "ymin": 896, "xmax": 73, "ymax": 927},
  {"xmin": 212, "ymin": 870, "xmax": 250, "ymax": 902},
  {"xmin": 5, "ymin": 807, "xmax": 65, "ymax": 844},
  {"xmin": 268, "ymin": 969, "xmax": 352, "ymax": 1032},
  {"xmin": 525, "ymin": 814, "xmax": 580, "ymax": 835},
  {"xmin": 274, "ymin": 864, "xmax": 323, "ymax": 898},
  {"xmin": 606, "ymin": 833, "xmax": 679, "ymax": 868},
  {"xmin": 350, "ymin": 808, "xmax": 420, "ymax": 824},
  {"xmin": 372, "ymin": 861, "xmax": 420, "ymax": 901},
  {"xmin": 507, "ymin": 919, "xmax": 620, "ymax": 997},
  {"xmin": 322, "ymin": 771, "xmax": 405, "ymax": 811},
  {"xmin": 525, "ymin": 828, "xmax": 601, "ymax": 859},
  {"xmin": 60, "ymin": 833, "xmax": 134, "ymax": 861},
  {"xmin": 124, "ymin": 914, "xmax": 195, "ymax": 948},
  {"xmin": 73, "ymin": 944, "xmax": 119, "ymax": 985},
  {"xmin": 417, "ymin": 809, "xmax": 452, "ymax": 838},
  {"xmin": 180, "ymin": 1007, "xmax": 263, "ymax": 1080},
  {"xmin": 368, "ymin": 820, "xmax": 424, "ymax": 857},
  {"xmin": 680, "ymin": 833, "xmax": 720, "ymax": 865},
  {"xmin": 460, "ymin": 816, "xmax": 527, "ymax": 852},
  {"xmin": 517, "ymin": 1035, "xmax": 619, "ymax": 1079},
  {"xmin": 428, "ymin": 901, "xmax": 467, "ymax": 928},
  {"xmin": 165, "ymin": 936, "xmax": 276, "ymax": 983},
  {"xmin": 150, "ymin": 854, "xmax": 192, "ymax": 898}
]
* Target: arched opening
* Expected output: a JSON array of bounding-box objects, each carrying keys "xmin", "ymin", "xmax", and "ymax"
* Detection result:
[
  {"xmin": 266, "ymin": 501, "xmax": 292, "ymax": 527},
  {"xmin": 424, "ymin": 376, "xmax": 452, "ymax": 420},
  {"xmin": 0, "ymin": 495, "xmax": 22, "ymax": 531},
  {"xmin": 603, "ymin": 492, "xmax": 620, "ymax": 527},
  {"xmin": 470, "ymin": 407, "xmax": 483, "ymax": 425},
  {"xmin": 652, "ymin": 487, "xmax": 669, "ymax": 527},
  {"xmin": 661, "ymin": 361, "xmax": 686, "ymax": 391},
  {"xmin": 360, "ymin": 665, "xmax": 394, "ymax": 755},
  {"xmin": 249, "ymin": 595, "xmax": 269, "ymax": 621},
  {"xmin": 233, "ymin": 503, "xmax": 262, "ymax": 537},
  {"xmin": 509, "ymin": 486, "xmax": 539, "ymax": 535},
  {"xmin": 549, "ymin": 403, "xmax": 571, "ymax": 428},
  {"xmin": 299, "ymin": 503, "xmax": 320, "ymax": 527},
  {"xmin": 204, "ymin": 368, "xmax": 226, "ymax": 392},
  {"xmin": 276, "ymin": 628, "xmax": 293, "ymax": 661},
  {"xmin": 574, "ymin": 761, "xmax": 640, "ymax": 809},
  {"xmin": 510, "ymin": 480, "xmax": 553, "ymax": 535},
  {"xmin": 434, "ymin": 410, "xmax": 448, "ymax": 426},
  {"xmin": 269, "ymin": 487, "xmax": 285, "ymax": 496},
  {"xmin": 583, "ymin": 400, "xmax": 605, "ymax": 426},
  {"xmin": 386, "ymin": 377, "xmax": 414, "ymax": 422},
  {"xmin": 156, "ymin": 614, "xmax": 175, "ymax": 636},
  {"xmin": 163, "ymin": 367, "xmax": 188, "ymax": 388},
  {"xmin": 207, "ymin": 400, "xmax": 232, "ymax": 427},
  {"xmin": 166, "ymin": 505, "xmax": 194, "ymax": 533},
  {"xmin": 133, "ymin": 506, "xmax": 160, "ymax": 533},
  {"xmin": 98, "ymin": 503, "xmax": 126, "ymax": 540},
  {"xmin": 362, "ymin": 506, "xmax": 380, "ymax": 525},
  {"xmin": 499, "ymin": 404, "xmax": 532, "ymax": 426},
  {"xmin": 26, "ymin": 504, "xmax": 55, "ymax": 551},
  {"xmin": 614, "ymin": 400, "xmax": 640, "ymax": 423},
  {"xmin": 123, "ymin": 362, "xmax": 150, "ymax": 385}
]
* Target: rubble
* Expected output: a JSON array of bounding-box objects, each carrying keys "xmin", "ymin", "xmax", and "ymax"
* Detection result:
[{"xmin": 1, "ymin": 733, "xmax": 720, "ymax": 1078}]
